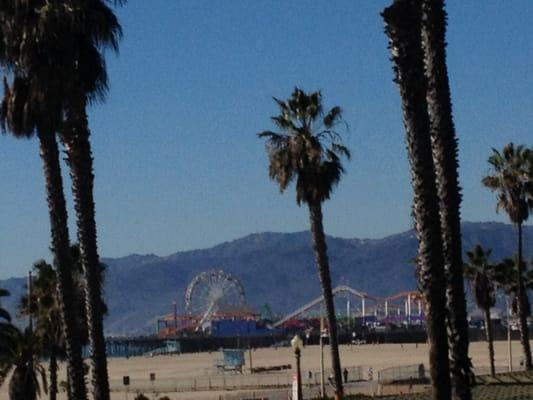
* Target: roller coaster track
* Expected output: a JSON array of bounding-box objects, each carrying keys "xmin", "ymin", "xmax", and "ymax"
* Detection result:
[{"xmin": 272, "ymin": 285, "xmax": 421, "ymax": 328}]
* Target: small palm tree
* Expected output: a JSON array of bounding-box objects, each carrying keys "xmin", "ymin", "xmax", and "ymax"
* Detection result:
[
  {"xmin": 482, "ymin": 143, "xmax": 533, "ymax": 369},
  {"xmin": 20, "ymin": 247, "xmax": 108, "ymax": 400},
  {"xmin": 493, "ymin": 257, "xmax": 533, "ymax": 323},
  {"xmin": 258, "ymin": 87, "xmax": 349, "ymax": 398},
  {"xmin": 0, "ymin": 326, "xmax": 47, "ymax": 400},
  {"xmin": 0, "ymin": 289, "xmax": 11, "ymax": 324},
  {"xmin": 464, "ymin": 245, "xmax": 496, "ymax": 376},
  {"xmin": 20, "ymin": 260, "xmax": 65, "ymax": 400},
  {"xmin": 0, "ymin": 289, "xmax": 12, "ymax": 347}
]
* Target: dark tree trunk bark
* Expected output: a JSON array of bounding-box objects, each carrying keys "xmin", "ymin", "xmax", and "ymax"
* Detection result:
[
  {"xmin": 49, "ymin": 350, "xmax": 58, "ymax": 400},
  {"xmin": 420, "ymin": 1, "xmax": 472, "ymax": 397},
  {"xmin": 484, "ymin": 307, "xmax": 495, "ymax": 377},
  {"xmin": 62, "ymin": 95, "xmax": 110, "ymax": 400},
  {"xmin": 67, "ymin": 365, "xmax": 72, "ymax": 400},
  {"xmin": 516, "ymin": 222, "xmax": 532, "ymax": 369},
  {"xmin": 308, "ymin": 202, "xmax": 343, "ymax": 399},
  {"xmin": 10, "ymin": 368, "xmax": 35, "ymax": 400},
  {"xmin": 383, "ymin": 1, "xmax": 451, "ymax": 399},
  {"xmin": 37, "ymin": 128, "xmax": 88, "ymax": 400}
]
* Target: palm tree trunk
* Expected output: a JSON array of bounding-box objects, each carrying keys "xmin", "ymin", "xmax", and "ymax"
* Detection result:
[
  {"xmin": 516, "ymin": 222, "xmax": 532, "ymax": 369},
  {"xmin": 67, "ymin": 365, "xmax": 72, "ymax": 400},
  {"xmin": 383, "ymin": 2, "xmax": 451, "ymax": 399},
  {"xmin": 62, "ymin": 95, "xmax": 110, "ymax": 400},
  {"xmin": 308, "ymin": 202, "xmax": 343, "ymax": 399},
  {"xmin": 49, "ymin": 350, "xmax": 58, "ymax": 400},
  {"xmin": 420, "ymin": 0, "xmax": 472, "ymax": 397},
  {"xmin": 484, "ymin": 307, "xmax": 495, "ymax": 376},
  {"xmin": 37, "ymin": 128, "xmax": 88, "ymax": 400}
]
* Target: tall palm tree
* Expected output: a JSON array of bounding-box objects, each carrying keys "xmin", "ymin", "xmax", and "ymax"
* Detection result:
[
  {"xmin": 57, "ymin": 4, "xmax": 122, "ymax": 398},
  {"xmin": 482, "ymin": 143, "xmax": 533, "ymax": 369},
  {"xmin": 0, "ymin": 0, "xmax": 87, "ymax": 392},
  {"xmin": 0, "ymin": 75, "xmax": 87, "ymax": 400},
  {"xmin": 258, "ymin": 88, "xmax": 349, "ymax": 399},
  {"xmin": 464, "ymin": 245, "xmax": 496, "ymax": 376},
  {"xmin": 0, "ymin": 325, "xmax": 47, "ymax": 400},
  {"xmin": 1, "ymin": 2, "xmax": 122, "ymax": 398},
  {"xmin": 420, "ymin": 0, "xmax": 471, "ymax": 396},
  {"xmin": 382, "ymin": 1, "xmax": 451, "ymax": 399}
]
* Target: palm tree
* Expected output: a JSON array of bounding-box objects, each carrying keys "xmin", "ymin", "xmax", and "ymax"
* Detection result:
[
  {"xmin": 20, "ymin": 260, "xmax": 65, "ymax": 400},
  {"xmin": 0, "ymin": 0, "xmax": 87, "ymax": 394},
  {"xmin": 482, "ymin": 143, "xmax": 533, "ymax": 369},
  {"xmin": 258, "ymin": 88, "xmax": 349, "ymax": 398},
  {"xmin": 0, "ymin": 66, "xmax": 88, "ymax": 400},
  {"xmin": 382, "ymin": 1, "xmax": 451, "ymax": 398},
  {"xmin": 57, "ymin": 4, "xmax": 123, "ymax": 398},
  {"xmin": 420, "ymin": 0, "xmax": 471, "ymax": 396},
  {"xmin": 0, "ymin": 325, "xmax": 47, "ymax": 400},
  {"xmin": 1, "ymin": 2, "xmax": 122, "ymax": 398},
  {"xmin": 493, "ymin": 257, "xmax": 533, "ymax": 327},
  {"xmin": 20, "ymin": 247, "xmax": 109, "ymax": 400},
  {"xmin": 0, "ymin": 289, "xmax": 11, "ymax": 325},
  {"xmin": 464, "ymin": 245, "xmax": 496, "ymax": 376},
  {"xmin": 0, "ymin": 289, "xmax": 13, "ymax": 349}
]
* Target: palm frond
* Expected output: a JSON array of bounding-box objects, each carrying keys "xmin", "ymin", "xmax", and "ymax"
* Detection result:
[{"xmin": 258, "ymin": 88, "xmax": 349, "ymax": 205}]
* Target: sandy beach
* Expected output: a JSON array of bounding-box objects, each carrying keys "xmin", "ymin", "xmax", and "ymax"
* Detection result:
[{"xmin": 0, "ymin": 340, "xmax": 527, "ymax": 399}]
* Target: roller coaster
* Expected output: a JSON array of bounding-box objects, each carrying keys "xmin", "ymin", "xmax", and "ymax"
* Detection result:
[
  {"xmin": 273, "ymin": 285, "xmax": 425, "ymax": 328},
  {"xmin": 156, "ymin": 269, "xmax": 424, "ymax": 337}
]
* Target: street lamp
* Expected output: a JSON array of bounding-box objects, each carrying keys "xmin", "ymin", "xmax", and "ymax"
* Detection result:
[{"xmin": 291, "ymin": 335, "xmax": 303, "ymax": 400}]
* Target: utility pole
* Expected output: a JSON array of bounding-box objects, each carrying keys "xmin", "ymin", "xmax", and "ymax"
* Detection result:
[
  {"xmin": 28, "ymin": 270, "xmax": 33, "ymax": 333},
  {"xmin": 507, "ymin": 296, "xmax": 512, "ymax": 372},
  {"xmin": 320, "ymin": 309, "xmax": 325, "ymax": 398},
  {"xmin": 248, "ymin": 339, "xmax": 253, "ymax": 373}
]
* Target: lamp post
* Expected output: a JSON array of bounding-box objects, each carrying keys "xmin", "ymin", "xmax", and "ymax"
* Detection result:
[
  {"xmin": 291, "ymin": 335, "xmax": 303, "ymax": 400},
  {"xmin": 506, "ymin": 295, "xmax": 512, "ymax": 372}
]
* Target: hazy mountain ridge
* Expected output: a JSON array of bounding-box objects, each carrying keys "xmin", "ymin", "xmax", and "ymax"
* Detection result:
[{"xmin": 1, "ymin": 222, "xmax": 531, "ymax": 336}]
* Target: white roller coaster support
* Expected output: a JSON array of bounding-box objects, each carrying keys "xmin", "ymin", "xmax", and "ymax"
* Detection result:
[
  {"xmin": 407, "ymin": 294, "xmax": 412, "ymax": 324},
  {"xmin": 346, "ymin": 299, "xmax": 351, "ymax": 321},
  {"xmin": 272, "ymin": 285, "xmax": 371, "ymax": 328},
  {"xmin": 272, "ymin": 286, "xmax": 422, "ymax": 328}
]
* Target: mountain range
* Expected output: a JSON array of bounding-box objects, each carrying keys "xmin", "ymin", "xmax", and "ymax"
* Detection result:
[{"xmin": 1, "ymin": 221, "xmax": 531, "ymax": 336}]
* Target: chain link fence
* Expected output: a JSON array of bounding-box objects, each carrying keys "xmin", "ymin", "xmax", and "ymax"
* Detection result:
[
  {"xmin": 377, "ymin": 364, "xmax": 427, "ymax": 384},
  {"xmin": 110, "ymin": 363, "xmax": 522, "ymax": 396},
  {"xmin": 109, "ymin": 365, "xmax": 364, "ymax": 393}
]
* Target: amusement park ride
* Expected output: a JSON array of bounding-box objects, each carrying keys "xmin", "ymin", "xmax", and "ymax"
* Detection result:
[
  {"xmin": 156, "ymin": 270, "xmax": 426, "ymax": 338},
  {"xmin": 156, "ymin": 270, "xmax": 253, "ymax": 337}
]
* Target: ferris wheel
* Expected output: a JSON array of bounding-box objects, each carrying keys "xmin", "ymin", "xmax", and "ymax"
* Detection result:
[{"xmin": 185, "ymin": 270, "xmax": 246, "ymax": 329}]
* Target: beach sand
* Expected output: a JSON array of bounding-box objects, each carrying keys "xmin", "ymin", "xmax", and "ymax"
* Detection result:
[{"xmin": 0, "ymin": 340, "xmax": 526, "ymax": 399}]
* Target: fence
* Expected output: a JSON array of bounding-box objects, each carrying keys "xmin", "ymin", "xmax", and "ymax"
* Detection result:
[
  {"xmin": 473, "ymin": 364, "xmax": 524, "ymax": 376},
  {"xmin": 110, "ymin": 373, "xmax": 291, "ymax": 393},
  {"xmin": 110, "ymin": 363, "xmax": 521, "ymax": 395},
  {"xmin": 377, "ymin": 364, "xmax": 426, "ymax": 384},
  {"xmin": 109, "ymin": 365, "xmax": 364, "ymax": 393}
]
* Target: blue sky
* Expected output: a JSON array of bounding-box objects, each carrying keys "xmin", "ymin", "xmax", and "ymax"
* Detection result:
[{"xmin": 1, "ymin": 1, "xmax": 532, "ymax": 278}]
